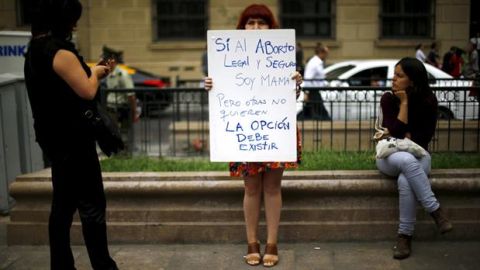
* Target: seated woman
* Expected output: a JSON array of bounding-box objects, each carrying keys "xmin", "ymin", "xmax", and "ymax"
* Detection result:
[{"xmin": 376, "ymin": 57, "xmax": 453, "ymax": 260}]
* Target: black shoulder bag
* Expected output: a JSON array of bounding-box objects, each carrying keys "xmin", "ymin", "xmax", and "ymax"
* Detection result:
[{"xmin": 83, "ymin": 99, "xmax": 125, "ymax": 157}]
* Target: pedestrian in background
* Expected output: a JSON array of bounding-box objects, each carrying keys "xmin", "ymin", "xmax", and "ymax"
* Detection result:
[
  {"xmin": 463, "ymin": 41, "xmax": 479, "ymax": 78},
  {"xmin": 376, "ymin": 57, "xmax": 453, "ymax": 260},
  {"xmin": 304, "ymin": 43, "xmax": 329, "ymax": 87},
  {"xmin": 103, "ymin": 46, "xmax": 141, "ymax": 150},
  {"xmin": 24, "ymin": 0, "xmax": 118, "ymax": 269},
  {"xmin": 303, "ymin": 43, "xmax": 331, "ymax": 120},
  {"xmin": 296, "ymin": 42, "xmax": 305, "ymax": 76},
  {"xmin": 441, "ymin": 46, "xmax": 455, "ymax": 74},
  {"xmin": 415, "ymin": 43, "xmax": 426, "ymax": 62},
  {"xmin": 426, "ymin": 42, "xmax": 440, "ymax": 68},
  {"xmin": 450, "ymin": 47, "xmax": 465, "ymax": 78},
  {"xmin": 470, "ymin": 31, "xmax": 480, "ymax": 70},
  {"xmin": 204, "ymin": 4, "xmax": 303, "ymax": 267}
]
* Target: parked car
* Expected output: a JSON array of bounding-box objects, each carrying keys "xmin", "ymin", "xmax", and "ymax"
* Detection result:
[{"xmin": 298, "ymin": 59, "xmax": 476, "ymax": 120}]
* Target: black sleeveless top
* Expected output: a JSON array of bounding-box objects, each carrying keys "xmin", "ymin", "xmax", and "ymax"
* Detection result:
[{"xmin": 24, "ymin": 36, "xmax": 95, "ymax": 156}]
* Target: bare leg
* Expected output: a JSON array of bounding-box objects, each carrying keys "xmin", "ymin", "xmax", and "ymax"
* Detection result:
[
  {"xmin": 243, "ymin": 174, "xmax": 263, "ymax": 265},
  {"xmin": 262, "ymin": 168, "xmax": 284, "ymax": 266}
]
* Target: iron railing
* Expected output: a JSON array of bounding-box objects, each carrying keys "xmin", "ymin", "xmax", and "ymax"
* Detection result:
[{"xmin": 101, "ymin": 81, "xmax": 479, "ymax": 157}]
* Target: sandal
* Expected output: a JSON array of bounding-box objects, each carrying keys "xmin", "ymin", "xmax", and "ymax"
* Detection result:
[
  {"xmin": 262, "ymin": 243, "xmax": 279, "ymax": 267},
  {"xmin": 245, "ymin": 241, "xmax": 261, "ymax": 266}
]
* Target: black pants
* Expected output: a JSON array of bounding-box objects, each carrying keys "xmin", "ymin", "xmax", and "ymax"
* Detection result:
[
  {"xmin": 48, "ymin": 140, "xmax": 117, "ymax": 270},
  {"xmin": 304, "ymin": 90, "xmax": 331, "ymax": 120}
]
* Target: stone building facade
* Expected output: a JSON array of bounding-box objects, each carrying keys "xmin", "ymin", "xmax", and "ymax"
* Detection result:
[{"xmin": 0, "ymin": 0, "xmax": 472, "ymax": 83}]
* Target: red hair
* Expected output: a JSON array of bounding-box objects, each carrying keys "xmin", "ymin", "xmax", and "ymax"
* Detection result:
[{"xmin": 236, "ymin": 4, "xmax": 279, "ymax": 29}]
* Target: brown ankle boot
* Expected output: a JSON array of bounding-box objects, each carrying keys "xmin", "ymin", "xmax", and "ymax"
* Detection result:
[
  {"xmin": 430, "ymin": 207, "xmax": 453, "ymax": 234},
  {"xmin": 393, "ymin": 234, "xmax": 412, "ymax": 260}
]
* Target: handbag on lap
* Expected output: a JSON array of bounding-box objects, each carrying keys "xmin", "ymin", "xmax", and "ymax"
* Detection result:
[{"xmin": 373, "ymin": 103, "xmax": 427, "ymax": 159}]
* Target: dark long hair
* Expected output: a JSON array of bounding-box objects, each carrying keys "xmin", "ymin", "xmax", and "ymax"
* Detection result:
[
  {"xmin": 236, "ymin": 4, "xmax": 279, "ymax": 29},
  {"xmin": 31, "ymin": 0, "xmax": 82, "ymax": 40},
  {"xmin": 396, "ymin": 57, "xmax": 437, "ymax": 108}
]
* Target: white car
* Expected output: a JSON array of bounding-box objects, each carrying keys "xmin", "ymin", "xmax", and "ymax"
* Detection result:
[{"xmin": 298, "ymin": 59, "xmax": 476, "ymax": 120}]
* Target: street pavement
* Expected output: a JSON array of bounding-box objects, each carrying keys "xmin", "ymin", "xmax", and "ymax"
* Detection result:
[{"xmin": 1, "ymin": 216, "xmax": 480, "ymax": 270}]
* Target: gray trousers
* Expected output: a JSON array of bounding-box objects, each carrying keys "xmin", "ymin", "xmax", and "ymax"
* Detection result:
[{"xmin": 376, "ymin": 151, "xmax": 440, "ymax": 236}]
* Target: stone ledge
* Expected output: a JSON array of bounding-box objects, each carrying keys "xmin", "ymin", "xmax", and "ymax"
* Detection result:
[
  {"xmin": 14, "ymin": 168, "xmax": 480, "ymax": 182},
  {"xmin": 8, "ymin": 169, "xmax": 480, "ymax": 244},
  {"xmin": 10, "ymin": 177, "xmax": 480, "ymax": 196}
]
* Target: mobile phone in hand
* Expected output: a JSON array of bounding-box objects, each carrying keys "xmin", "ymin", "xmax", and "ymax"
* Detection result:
[{"xmin": 97, "ymin": 57, "xmax": 114, "ymax": 66}]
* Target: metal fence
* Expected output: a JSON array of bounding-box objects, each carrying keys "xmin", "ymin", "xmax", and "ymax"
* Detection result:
[
  {"xmin": 0, "ymin": 75, "xmax": 44, "ymax": 213},
  {"xmin": 101, "ymin": 78, "xmax": 480, "ymax": 157}
]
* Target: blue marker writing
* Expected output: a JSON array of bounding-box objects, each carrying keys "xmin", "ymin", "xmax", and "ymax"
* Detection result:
[{"xmin": 215, "ymin": 37, "xmax": 230, "ymax": 52}]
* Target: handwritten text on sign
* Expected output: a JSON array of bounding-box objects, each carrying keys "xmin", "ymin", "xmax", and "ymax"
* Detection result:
[{"xmin": 207, "ymin": 30, "xmax": 297, "ymax": 162}]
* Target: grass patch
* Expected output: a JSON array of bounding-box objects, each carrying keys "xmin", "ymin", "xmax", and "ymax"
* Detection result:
[
  {"xmin": 100, "ymin": 156, "xmax": 229, "ymax": 172},
  {"xmin": 100, "ymin": 151, "xmax": 479, "ymax": 172},
  {"xmin": 431, "ymin": 152, "xmax": 480, "ymax": 169},
  {"xmin": 299, "ymin": 151, "xmax": 376, "ymax": 170}
]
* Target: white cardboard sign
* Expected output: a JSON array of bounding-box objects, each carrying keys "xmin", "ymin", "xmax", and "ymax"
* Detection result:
[{"xmin": 207, "ymin": 29, "xmax": 297, "ymax": 162}]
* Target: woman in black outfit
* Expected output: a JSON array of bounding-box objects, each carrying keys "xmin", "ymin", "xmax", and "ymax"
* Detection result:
[{"xmin": 24, "ymin": 0, "xmax": 118, "ymax": 269}]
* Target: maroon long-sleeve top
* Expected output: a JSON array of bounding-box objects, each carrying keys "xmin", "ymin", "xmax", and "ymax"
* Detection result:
[{"xmin": 380, "ymin": 91, "xmax": 438, "ymax": 151}]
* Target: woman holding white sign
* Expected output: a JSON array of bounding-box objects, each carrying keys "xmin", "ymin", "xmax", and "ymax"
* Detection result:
[{"xmin": 205, "ymin": 4, "xmax": 303, "ymax": 267}]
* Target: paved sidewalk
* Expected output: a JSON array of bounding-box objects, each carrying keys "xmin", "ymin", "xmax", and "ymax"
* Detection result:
[
  {"xmin": 2, "ymin": 213, "xmax": 480, "ymax": 270},
  {"xmin": 1, "ymin": 240, "xmax": 479, "ymax": 270}
]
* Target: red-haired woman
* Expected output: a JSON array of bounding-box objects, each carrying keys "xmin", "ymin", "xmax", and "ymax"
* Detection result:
[{"xmin": 205, "ymin": 4, "xmax": 303, "ymax": 267}]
